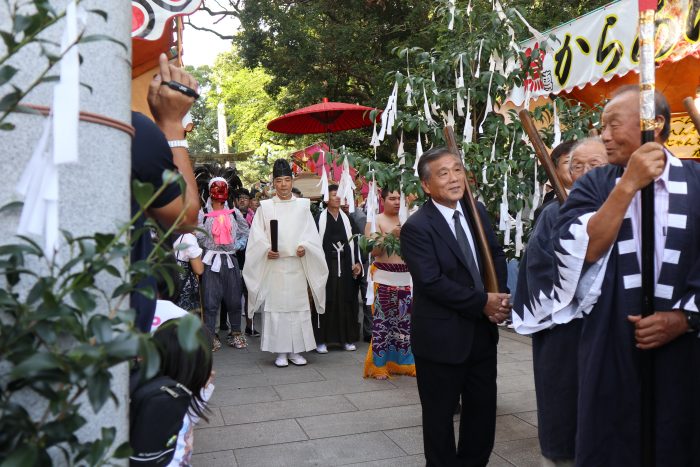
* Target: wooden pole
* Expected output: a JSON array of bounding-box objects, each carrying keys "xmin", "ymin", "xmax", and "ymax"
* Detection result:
[
  {"xmin": 443, "ymin": 126, "xmax": 499, "ymax": 293},
  {"xmin": 638, "ymin": 1, "xmax": 657, "ymax": 465},
  {"xmin": 518, "ymin": 109, "xmax": 568, "ymax": 205}
]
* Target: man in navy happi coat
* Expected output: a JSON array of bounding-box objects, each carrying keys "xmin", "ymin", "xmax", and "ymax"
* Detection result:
[
  {"xmin": 552, "ymin": 86, "xmax": 700, "ymax": 465},
  {"xmin": 513, "ymin": 137, "xmax": 607, "ymax": 466}
]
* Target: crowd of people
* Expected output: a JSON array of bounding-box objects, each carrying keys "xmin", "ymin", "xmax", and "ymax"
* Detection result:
[{"xmin": 126, "ymin": 56, "xmax": 700, "ymax": 467}]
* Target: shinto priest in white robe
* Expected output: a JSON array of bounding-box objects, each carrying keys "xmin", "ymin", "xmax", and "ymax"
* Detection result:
[{"xmin": 243, "ymin": 195, "xmax": 329, "ymax": 353}]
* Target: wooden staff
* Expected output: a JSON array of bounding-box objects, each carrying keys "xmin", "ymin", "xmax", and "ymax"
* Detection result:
[
  {"xmin": 443, "ymin": 126, "xmax": 499, "ymax": 293},
  {"xmin": 518, "ymin": 109, "xmax": 568, "ymax": 204},
  {"xmin": 638, "ymin": 1, "xmax": 657, "ymax": 465},
  {"xmin": 682, "ymin": 96, "xmax": 700, "ymax": 135}
]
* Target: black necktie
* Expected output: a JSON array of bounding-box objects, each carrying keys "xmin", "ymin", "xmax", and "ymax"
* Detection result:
[{"xmin": 453, "ymin": 211, "xmax": 484, "ymax": 291}]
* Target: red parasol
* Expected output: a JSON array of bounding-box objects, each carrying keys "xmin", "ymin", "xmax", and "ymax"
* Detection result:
[{"xmin": 267, "ymin": 98, "xmax": 380, "ymax": 134}]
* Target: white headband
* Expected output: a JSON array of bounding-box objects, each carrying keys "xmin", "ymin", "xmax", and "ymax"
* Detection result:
[{"xmin": 208, "ymin": 176, "xmax": 227, "ymax": 189}]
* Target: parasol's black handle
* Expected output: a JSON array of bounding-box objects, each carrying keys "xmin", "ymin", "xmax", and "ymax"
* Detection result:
[{"xmin": 270, "ymin": 220, "xmax": 278, "ymax": 252}]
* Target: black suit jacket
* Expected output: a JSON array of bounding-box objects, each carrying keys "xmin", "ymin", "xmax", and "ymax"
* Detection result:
[{"xmin": 401, "ymin": 199, "xmax": 508, "ymax": 365}]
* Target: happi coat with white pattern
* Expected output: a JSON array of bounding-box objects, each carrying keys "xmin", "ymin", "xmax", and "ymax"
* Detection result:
[{"xmin": 552, "ymin": 153, "xmax": 700, "ymax": 466}]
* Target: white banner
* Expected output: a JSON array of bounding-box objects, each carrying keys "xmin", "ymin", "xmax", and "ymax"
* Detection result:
[{"xmin": 509, "ymin": 0, "xmax": 700, "ymax": 106}]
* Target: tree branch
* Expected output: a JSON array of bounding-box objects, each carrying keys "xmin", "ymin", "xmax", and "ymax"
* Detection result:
[{"xmin": 183, "ymin": 19, "xmax": 236, "ymax": 41}]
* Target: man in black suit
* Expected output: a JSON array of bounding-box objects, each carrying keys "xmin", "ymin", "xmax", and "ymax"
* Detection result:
[{"xmin": 401, "ymin": 147, "xmax": 510, "ymax": 467}]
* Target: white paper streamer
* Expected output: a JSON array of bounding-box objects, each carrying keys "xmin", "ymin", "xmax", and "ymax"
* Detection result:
[
  {"xmin": 370, "ymin": 120, "xmax": 379, "ymax": 147},
  {"xmin": 490, "ymin": 126, "xmax": 499, "ymax": 162},
  {"xmin": 448, "ymin": 0, "xmax": 456, "ymax": 30},
  {"xmin": 474, "ymin": 39, "xmax": 484, "ymax": 79},
  {"xmin": 16, "ymin": 118, "xmax": 59, "ymax": 258},
  {"xmin": 17, "ymin": 0, "xmax": 83, "ymax": 258},
  {"xmin": 413, "ymin": 129, "xmax": 424, "ymax": 176},
  {"xmin": 463, "ymin": 89, "xmax": 473, "ymax": 143},
  {"xmin": 467, "ymin": 0, "xmax": 473, "ymax": 14},
  {"xmin": 337, "ymin": 157, "xmax": 356, "ymax": 213},
  {"xmin": 422, "ymin": 85, "xmax": 435, "ymax": 125},
  {"xmin": 366, "ymin": 174, "xmax": 379, "ymax": 233},
  {"xmin": 53, "ymin": 0, "xmax": 80, "ymax": 165},
  {"xmin": 515, "ymin": 207, "xmax": 524, "ymax": 257},
  {"xmin": 405, "ymin": 81, "xmax": 413, "ymax": 107},
  {"xmin": 397, "ymin": 131, "xmax": 405, "ymax": 165},
  {"xmin": 377, "ymin": 81, "xmax": 398, "ymax": 142},
  {"xmin": 552, "ymin": 99, "xmax": 562, "ymax": 147},
  {"xmin": 316, "ymin": 160, "xmax": 330, "ymax": 202},
  {"xmin": 530, "ymin": 162, "xmax": 541, "ymax": 220},
  {"xmin": 478, "ymin": 58, "xmax": 496, "ymax": 134}
]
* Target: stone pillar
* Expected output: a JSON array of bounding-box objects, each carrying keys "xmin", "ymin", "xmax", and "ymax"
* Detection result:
[{"xmin": 0, "ymin": 1, "xmax": 132, "ymax": 462}]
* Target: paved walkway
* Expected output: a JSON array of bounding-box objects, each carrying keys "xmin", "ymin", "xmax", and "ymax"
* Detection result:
[{"xmin": 193, "ymin": 329, "xmax": 540, "ymax": 466}]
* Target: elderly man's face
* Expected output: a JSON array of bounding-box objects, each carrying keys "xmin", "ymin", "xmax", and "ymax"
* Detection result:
[
  {"xmin": 569, "ymin": 141, "xmax": 608, "ymax": 182},
  {"xmin": 555, "ymin": 152, "xmax": 573, "ymax": 190},
  {"xmin": 421, "ymin": 154, "xmax": 465, "ymax": 209},
  {"xmin": 601, "ymin": 91, "xmax": 641, "ymax": 166}
]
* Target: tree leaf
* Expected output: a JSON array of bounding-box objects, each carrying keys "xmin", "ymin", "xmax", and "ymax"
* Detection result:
[
  {"xmin": 79, "ymin": 34, "xmax": 128, "ymax": 53},
  {"xmin": 0, "ymin": 65, "xmax": 18, "ymax": 86},
  {"xmin": 131, "ymin": 180, "xmax": 155, "ymax": 208},
  {"xmin": 89, "ymin": 314, "xmax": 113, "ymax": 344},
  {"xmin": 87, "ymin": 371, "xmax": 111, "ymax": 412},
  {"xmin": 10, "ymin": 352, "xmax": 61, "ymax": 379},
  {"xmin": 0, "ymin": 445, "xmax": 37, "ymax": 467}
]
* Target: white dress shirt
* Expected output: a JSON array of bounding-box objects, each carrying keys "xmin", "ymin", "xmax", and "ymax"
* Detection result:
[
  {"xmin": 627, "ymin": 150, "xmax": 672, "ymax": 284},
  {"xmin": 432, "ymin": 199, "xmax": 480, "ymax": 272}
]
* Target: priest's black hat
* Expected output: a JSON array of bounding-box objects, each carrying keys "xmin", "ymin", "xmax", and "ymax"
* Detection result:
[{"xmin": 272, "ymin": 159, "xmax": 293, "ymax": 179}]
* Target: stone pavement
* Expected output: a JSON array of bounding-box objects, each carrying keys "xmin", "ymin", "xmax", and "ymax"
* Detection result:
[{"xmin": 193, "ymin": 329, "xmax": 540, "ymax": 467}]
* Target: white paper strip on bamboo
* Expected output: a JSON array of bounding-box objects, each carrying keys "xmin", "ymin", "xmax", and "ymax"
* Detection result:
[
  {"xmin": 377, "ymin": 80, "xmax": 398, "ymax": 142},
  {"xmin": 478, "ymin": 57, "xmax": 496, "ymax": 134},
  {"xmin": 515, "ymin": 206, "xmax": 524, "ymax": 257},
  {"xmin": 456, "ymin": 54, "xmax": 465, "ymax": 116},
  {"xmin": 366, "ymin": 173, "xmax": 379, "ymax": 233},
  {"xmin": 337, "ymin": 156, "xmax": 356, "ymax": 213},
  {"xmin": 397, "ymin": 131, "xmax": 405, "ymax": 165},
  {"xmin": 316, "ymin": 161, "xmax": 330, "ymax": 202},
  {"xmin": 370, "ymin": 120, "xmax": 379, "ymax": 147},
  {"xmin": 530, "ymin": 162, "xmax": 541, "ymax": 220},
  {"xmin": 17, "ymin": 0, "xmax": 83, "ymax": 259},
  {"xmin": 448, "ymin": 0, "xmax": 456, "ymax": 30},
  {"xmin": 552, "ymin": 99, "xmax": 562, "ymax": 147},
  {"xmin": 413, "ymin": 129, "xmax": 424, "ymax": 176},
  {"xmin": 422, "ymin": 85, "xmax": 435, "ymax": 125},
  {"xmin": 474, "ymin": 39, "xmax": 484, "ymax": 78},
  {"xmin": 463, "ymin": 89, "xmax": 473, "ymax": 144}
]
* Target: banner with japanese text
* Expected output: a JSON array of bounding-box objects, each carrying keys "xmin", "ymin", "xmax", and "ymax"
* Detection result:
[{"xmin": 509, "ymin": 0, "xmax": 700, "ymax": 106}]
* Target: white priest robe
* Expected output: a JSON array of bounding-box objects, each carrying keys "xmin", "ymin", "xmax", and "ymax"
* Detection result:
[{"xmin": 243, "ymin": 196, "xmax": 329, "ymax": 353}]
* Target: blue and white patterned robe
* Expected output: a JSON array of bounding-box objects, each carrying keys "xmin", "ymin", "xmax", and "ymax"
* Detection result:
[
  {"xmin": 552, "ymin": 154, "xmax": 700, "ymax": 466},
  {"xmin": 513, "ymin": 200, "xmax": 581, "ymax": 461}
]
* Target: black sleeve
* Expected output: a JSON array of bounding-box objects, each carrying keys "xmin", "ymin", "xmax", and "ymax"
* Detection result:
[
  {"xmin": 401, "ymin": 217, "xmax": 488, "ymax": 319},
  {"xmin": 131, "ymin": 112, "xmax": 181, "ymax": 208}
]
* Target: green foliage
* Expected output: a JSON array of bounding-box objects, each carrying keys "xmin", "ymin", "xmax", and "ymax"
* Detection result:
[
  {"xmin": 0, "ymin": 1, "xmax": 124, "ymax": 130},
  {"xmin": 184, "ymin": 65, "xmax": 218, "ymax": 155},
  {"xmin": 207, "ymin": 50, "xmax": 294, "ymax": 187},
  {"xmin": 0, "ymin": 4, "xmax": 204, "ymax": 463},
  {"xmin": 0, "ymin": 173, "xmax": 206, "ymax": 464},
  {"xmin": 233, "ymin": 0, "xmax": 437, "ymax": 157},
  {"xmin": 359, "ymin": 232, "xmax": 402, "ymax": 259},
  {"xmin": 329, "ymin": 1, "xmax": 602, "ymax": 258}
]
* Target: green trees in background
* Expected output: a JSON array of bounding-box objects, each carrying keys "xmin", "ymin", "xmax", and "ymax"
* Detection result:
[{"xmin": 190, "ymin": 0, "xmax": 609, "ymax": 244}]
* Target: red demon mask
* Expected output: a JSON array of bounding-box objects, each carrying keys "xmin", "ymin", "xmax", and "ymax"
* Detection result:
[{"xmin": 209, "ymin": 178, "xmax": 229, "ymax": 202}]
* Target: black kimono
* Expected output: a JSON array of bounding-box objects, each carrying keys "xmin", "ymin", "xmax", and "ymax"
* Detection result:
[{"xmin": 314, "ymin": 209, "xmax": 362, "ymax": 345}]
